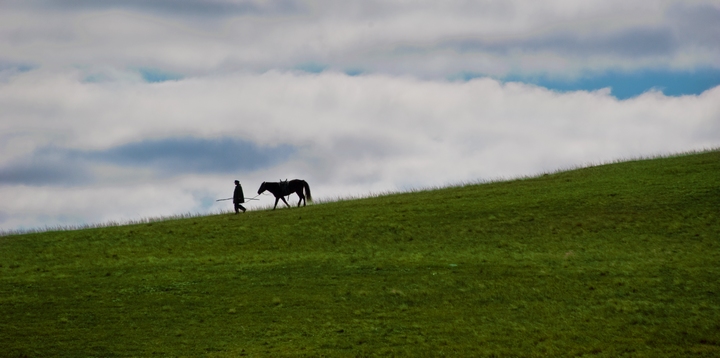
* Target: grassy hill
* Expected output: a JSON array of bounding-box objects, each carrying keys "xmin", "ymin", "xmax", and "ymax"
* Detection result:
[{"xmin": 1, "ymin": 150, "xmax": 719, "ymax": 357}]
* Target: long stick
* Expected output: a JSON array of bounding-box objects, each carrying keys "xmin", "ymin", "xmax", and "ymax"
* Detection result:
[{"xmin": 215, "ymin": 197, "xmax": 259, "ymax": 202}]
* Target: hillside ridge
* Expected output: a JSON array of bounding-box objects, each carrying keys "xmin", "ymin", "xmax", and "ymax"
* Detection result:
[{"xmin": 1, "ymin": 149, "xmax": 719, "ymax": 356}]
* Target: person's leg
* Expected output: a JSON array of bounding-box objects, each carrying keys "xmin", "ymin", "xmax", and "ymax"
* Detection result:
[
  {"xmin": 239, "ymin": 204, "xmax": 246, "ymax": 213},
  {"xmin": 234, "ymin": 202, "xmax": 240, "ymax": 214}
]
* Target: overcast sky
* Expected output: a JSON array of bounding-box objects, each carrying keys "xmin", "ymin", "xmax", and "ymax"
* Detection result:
[{"xmin": 1, "ymin": 0, "xmax": 719, "ymax": 232}]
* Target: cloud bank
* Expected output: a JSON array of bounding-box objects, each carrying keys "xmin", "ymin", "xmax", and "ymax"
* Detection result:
[{"xmin": 1, "ymin": 0, "xmax": 719, "ymax": 231}]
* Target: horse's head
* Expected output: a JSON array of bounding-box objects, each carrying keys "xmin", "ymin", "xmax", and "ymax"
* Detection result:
[{"xmin": 257, "ymin": 181, "xmax": 266, "ymax": 195}]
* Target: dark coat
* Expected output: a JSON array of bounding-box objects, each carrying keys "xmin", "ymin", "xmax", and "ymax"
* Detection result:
[{"xmin": 233, "ymin": 184, "xmax": 245, "ymax": 204}]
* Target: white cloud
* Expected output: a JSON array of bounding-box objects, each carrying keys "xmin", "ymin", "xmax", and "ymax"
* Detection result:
[
  {"xmin": 1, "ymin": 70, "xmax": 718, "ymax": 231},
  {"xmin": 1, "ymin": 0, "xmax": 719, "ymax": 231},
  {"xmin": 2, "ymin": 1, "xmax": 719, "ymax": 78}
]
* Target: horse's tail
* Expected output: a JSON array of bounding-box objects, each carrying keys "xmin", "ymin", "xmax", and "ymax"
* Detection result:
[{"xmin": 303, "ymin": 180, "xmax": 312, "ymax": 203}]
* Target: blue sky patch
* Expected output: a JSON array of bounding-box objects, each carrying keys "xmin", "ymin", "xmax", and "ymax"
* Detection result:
[
  {"xmin": 0, "ymin": 61, "xmax": 37, "ymax": 82},
  {"xmin": 137, "ymin": 68, "xmax": 183, "ymax": 83},
  {"xmin": 455, "ymin": 68, "xmax": 720, "ymax": 100},
  {"xmin": 344, "ymin": 68, "xmax": 364, "ymax": 76},
  {"xmin": 295, "ymin": 62, "xmax": 327, "ymax": 73},
  {"xmin": 0, "ymin": 61, "xmax": 36, "ymax": 73}
]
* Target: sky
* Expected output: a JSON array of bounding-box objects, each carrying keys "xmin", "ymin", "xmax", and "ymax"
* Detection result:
[{"xmin": 1, "ymin": 0, "xmax": 719, "ymax": 232}]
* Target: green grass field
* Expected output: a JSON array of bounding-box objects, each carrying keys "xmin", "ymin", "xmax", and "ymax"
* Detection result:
[{"xmin": 1, "ymin": 150, "xmax": 719, "ymax": 357}]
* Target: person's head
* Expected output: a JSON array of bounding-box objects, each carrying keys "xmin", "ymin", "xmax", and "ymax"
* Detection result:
[{"xmin": 234, "ymin": 180, "xmax": 240, "ymax": 185}]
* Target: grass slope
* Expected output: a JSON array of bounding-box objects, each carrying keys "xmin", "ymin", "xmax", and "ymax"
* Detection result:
[{"xmin": 1, "ymin": 151, "xmax": 719, "ymax": 357}]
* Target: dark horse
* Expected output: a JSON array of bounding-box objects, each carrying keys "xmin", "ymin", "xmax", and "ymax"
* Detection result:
[{"xmin": 258, "ymin": 179, "xmax": 312, "ymax": 210}]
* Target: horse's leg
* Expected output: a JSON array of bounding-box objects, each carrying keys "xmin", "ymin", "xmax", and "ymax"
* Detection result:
[
  {"xmin": 273, "ymin": 197, "xmax": 280, "ymax": 210},
  {"xmin": 280, "ymin": 196, "xmax": 291, "ymax": 208},
  {"xmin": 296, "ymin": 191, "xmax": 305, "ymax": 207}
]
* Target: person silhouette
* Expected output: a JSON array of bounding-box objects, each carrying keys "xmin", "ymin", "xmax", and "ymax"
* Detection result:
[{"xmin": 233, "ymin": 180, "xmax": 246, "ymax": 214}]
